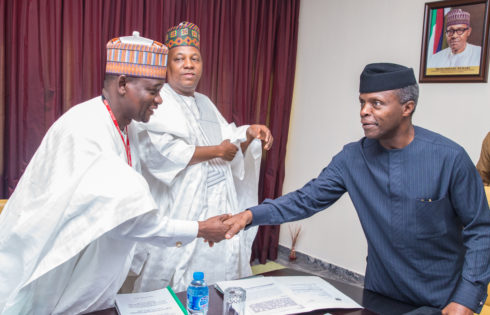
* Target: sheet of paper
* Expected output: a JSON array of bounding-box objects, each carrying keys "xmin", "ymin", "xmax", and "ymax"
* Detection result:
[
  {"xmin": 115, "ymin": 288, "xmax": 184, "ymax": 315},
  {"xmin": 274, "ymin": 276, "xmax": 362, "ymax": 310},
  {"xmin": 216, "ymin": 276, "xmax": 362, "ymax": 315},
  {"xmin": 218, "ymin": 277, "xmax": 306, "ymax": 315}
]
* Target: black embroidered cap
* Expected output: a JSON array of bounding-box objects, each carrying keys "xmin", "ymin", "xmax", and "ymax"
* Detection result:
[{"xmin": 360, "ymin": 63, "xmax": 417, "ymax": 93}]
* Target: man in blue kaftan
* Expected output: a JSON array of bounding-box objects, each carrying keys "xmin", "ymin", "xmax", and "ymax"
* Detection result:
[{"xmin": 224, "ymin": 63, "xmax": 490, "ymax": 314}]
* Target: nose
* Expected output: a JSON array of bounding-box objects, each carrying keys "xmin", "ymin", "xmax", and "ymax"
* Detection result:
[
  {"xmin": 360, "ymin": 103, "xmax": 371, "ymax": 117},
  {"xmin": 155, "ymin": 94, "xmax": 163, "ymax": 105},
  {"xmin": 183, "ymin": 57, "xmax": 193, "ymax": 68}
]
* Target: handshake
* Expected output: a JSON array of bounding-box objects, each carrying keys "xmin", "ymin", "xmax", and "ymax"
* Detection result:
[{"xmin": 196, "ymin": 211, "xmax": 253, "ymax": 245}]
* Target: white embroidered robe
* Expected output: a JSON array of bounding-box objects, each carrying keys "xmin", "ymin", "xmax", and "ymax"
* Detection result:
[
  {"xmin": 131, "ymin": 84, "xmax": 261, "ymax": 292},
  {"xmin": 0, "ymin": 97, "xmax": 197, "ymax": 314}
]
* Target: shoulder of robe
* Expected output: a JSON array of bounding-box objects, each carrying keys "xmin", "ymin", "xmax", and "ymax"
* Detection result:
[
  {"xmin": 46, "ymin": 98, "xmax": 114, "ymax": 147},
  {"xmin": 194, "ymin": 92, "xmax": 229, "ymax": 124},
  {"xmin": 415, "ymin": 126, "xmax": 463, "ymax": 154},
  {"xmin": 484, "ymin": 132, "xmax": 490, "ymax": 146},
  {"xmin": 144, "ymin": 94, "xmax": 191, "ymax": 137}
]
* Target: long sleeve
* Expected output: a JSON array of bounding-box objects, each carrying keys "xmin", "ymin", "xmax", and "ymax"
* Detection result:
[
  {"xmin": 250, "ymin": 155, "xmax": 347, "ymax": 226},
  {"xmin": 139, "ymin": 129, "xmax": 195, "ymax": 186},
  {"xmin": 110, "ymin": 209, "xmax": 198, "ymax": 247},
  {"xmin": 476, "ymin": 132, "xmax": 490, "ymax": 186},
  {"xmin": 448, "ymin": 149, "xmax": 490, "ymax": 311}
]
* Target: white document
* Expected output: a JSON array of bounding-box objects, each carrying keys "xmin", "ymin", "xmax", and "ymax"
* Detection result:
[
  {"xmin": 115, "ymin": 287, "xmax": 185, "ymax": 315},
  {"xmin": 216, "ymin": 276, "xmax": 362, "ymax": 315}
]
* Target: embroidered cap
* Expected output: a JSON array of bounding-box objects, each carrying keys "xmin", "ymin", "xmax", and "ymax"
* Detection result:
[
  {"xmin": 360, "ymin": 63, "xmax": 417, "ymax": 93},
  {"xmin": 106, "ymin": 31, "xmax": 168, "ymax": 79},
  {"xmin": 165, "ymin": 21, "xmax": 200, "ymax": 49},
  {"xmin": 446, "ymin": 9, "xmax": 471, "ymax": 27}
]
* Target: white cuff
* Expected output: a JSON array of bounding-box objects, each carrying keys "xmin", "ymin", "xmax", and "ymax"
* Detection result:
[{"xmin": 168, "ymin": 219, "xmax": 199, "ymax": 247}]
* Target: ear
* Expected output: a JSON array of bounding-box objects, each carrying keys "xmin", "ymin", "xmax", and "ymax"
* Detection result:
[
  {"xmin": 402, "ymin": 100, "xmax": 415, "ymax": 117},
  {"xmin": 467, "ymin": 26, "xmax": 472, "ymax": 37},
  {"xmin": 117, "ymin": 75, "xmax": 128, "ymax": 95}
]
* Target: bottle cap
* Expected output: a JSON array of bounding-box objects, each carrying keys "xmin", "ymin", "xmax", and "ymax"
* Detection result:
[{"xmin": 193, "ymin": 271, "xmax": 204, "ymax": 280}]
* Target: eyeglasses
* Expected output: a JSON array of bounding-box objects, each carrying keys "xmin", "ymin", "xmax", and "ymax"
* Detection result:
[{"xmin": 445, "ymin": 28, "xmax": 469, "ymax": 36}]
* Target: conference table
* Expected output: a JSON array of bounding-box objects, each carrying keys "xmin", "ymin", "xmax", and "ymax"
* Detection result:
[{"xmin": 86, "ymin": 268, "xmax": 424, "ymax": 315}]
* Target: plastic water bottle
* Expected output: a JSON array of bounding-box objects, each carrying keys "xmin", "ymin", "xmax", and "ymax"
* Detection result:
[{"xmin": 187, "ymin": 271, "xmax": 209, "ymax": 314}]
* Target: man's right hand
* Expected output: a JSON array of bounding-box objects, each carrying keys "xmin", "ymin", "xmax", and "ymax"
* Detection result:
[
  {"xmin": 219, "ymin": 139, "xmax": 238, "ymax": 161},
  {"xmin": 223, "ymin": 210, "xmax": 253, "ymax": 239},
  {"xmin": 189, "ymin": 140, "xmax": 238, "ymax": 165},
  {"xmin": 197, "ymin": 214, "xmax": 232, "ymax": 243}
]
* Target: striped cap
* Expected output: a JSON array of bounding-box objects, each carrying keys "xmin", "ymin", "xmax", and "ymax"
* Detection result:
[
  {"xmin": 165, "ymin": 22, "xmax": 200, "ymax": 49},
  {"xmin": 106, "ymin": 31, "xmax": 168, "ymax": 79},
  {"xmin": 446, "ymin": 9, "xmax": 471, "ymax": 27}
]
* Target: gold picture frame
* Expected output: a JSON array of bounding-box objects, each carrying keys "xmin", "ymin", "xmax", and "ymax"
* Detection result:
[{"xmin": 419, "ymin": 0, "xmax": 490, "ymax": 82}]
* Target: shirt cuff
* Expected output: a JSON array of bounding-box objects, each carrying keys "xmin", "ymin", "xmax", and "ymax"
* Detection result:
[
  {"xmin": 169, "ymin": 219, "xmax": 199, "ymax": 247},
  {"xmin": 234, "ymin": 124, "xmax": 249, "ymax": 143},
  {"xmin": 249, "ymin": 203, "xmax": 273, "ymax": 227},
  {"xmin": 450, "ymin": 277, "xmax": 487, "ymax": 313}
]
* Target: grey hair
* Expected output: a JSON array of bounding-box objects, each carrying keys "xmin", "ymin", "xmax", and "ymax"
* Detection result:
[
  {"xmin": 395, "ymin": 84, "xmax": 419, "ymax": 105},
  {"xmin": 394, "ymin": 83, "xmax": 419, "ymax": 115}
]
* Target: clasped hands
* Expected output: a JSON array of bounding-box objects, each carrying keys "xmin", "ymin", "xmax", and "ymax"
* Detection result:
[{"xmin": 196, "ymin": 210, "xmax": 253, "ymax": 246}]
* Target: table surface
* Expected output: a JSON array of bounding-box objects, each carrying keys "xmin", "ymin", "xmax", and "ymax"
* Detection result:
[{"xmin": 86, "ymin": 268, "xmax": 421, "ymax": 315}]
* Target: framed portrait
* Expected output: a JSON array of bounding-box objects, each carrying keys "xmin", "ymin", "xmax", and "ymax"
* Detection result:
[{"xmin": 419, "ymin": 0, "xmax": 490, "ymax": 82}]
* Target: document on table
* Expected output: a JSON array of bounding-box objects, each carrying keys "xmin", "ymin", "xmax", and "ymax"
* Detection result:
[
  {"xmin": 115, "ymin": 286, "xmax": 186, "ymax": 315},
  {"xmin": 216, "ymin": 276, "xmax": 361, "ymax": 315}
]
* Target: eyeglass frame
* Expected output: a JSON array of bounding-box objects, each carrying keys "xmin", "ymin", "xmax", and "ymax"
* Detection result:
[{"xmin": 445, "ymin": 27, "xmax": 469, "ymax": 36}]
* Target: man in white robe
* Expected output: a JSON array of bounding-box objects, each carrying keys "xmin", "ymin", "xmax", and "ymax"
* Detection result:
[
  {"xmin": 428, "ymin": 9, "xmax": 482, "ymax": 68},
  {"xmin": 0, "ymin": 32, "xmax": 230, "ymax": 315},
  {"xmin": 131, "ymin": 22, "xmax": 274, "ymax": 292}
]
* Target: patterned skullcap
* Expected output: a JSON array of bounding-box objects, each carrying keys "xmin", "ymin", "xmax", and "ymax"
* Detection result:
[
  {"xmin": 360, "ymin": 63, "xmax": 417, "ymax": 93},
  {"xmin": 165, "ymin": 21, "xmax": 200, "ymax": 49},
  {"xmin": 446, "ymin": 9, "xmax": 471, "ymax": 27},
  {"xmin": 106, "ymin": 31, "xmax": 168, "ymax": 79}
]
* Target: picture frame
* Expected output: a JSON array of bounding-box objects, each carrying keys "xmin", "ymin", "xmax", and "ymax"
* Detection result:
[{"xmin": 419, "ymin": 0, "xmax": 490, "ymax": 83}]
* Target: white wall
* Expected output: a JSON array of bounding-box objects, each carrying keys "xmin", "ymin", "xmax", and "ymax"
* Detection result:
[{"xmin": 279, "ymin": 0, "xmax": 490, "ymax": 275}]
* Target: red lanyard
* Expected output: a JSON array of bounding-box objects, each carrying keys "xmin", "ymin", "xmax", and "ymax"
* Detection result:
[{"xmin": 103, "ymin": 99, "xmax": 132, "ymax": 167}]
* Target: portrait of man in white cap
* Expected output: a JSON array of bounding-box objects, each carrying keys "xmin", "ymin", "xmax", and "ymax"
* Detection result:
[{"xmin": 427, "ymin": 8, "xmax": 482, "ymax": 68}]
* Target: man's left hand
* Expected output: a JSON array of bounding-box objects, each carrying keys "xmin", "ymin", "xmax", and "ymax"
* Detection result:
[
  {"xmin": 441, "ymin": 302, "xmax": 473, "ymax": 315},
  {"xmin": 223, "ymin": 210, "xmax": 253, "ymax": 239},
  {"xmin": 246, "ymin": 124, "xmax": 273, "ymax": 150}
]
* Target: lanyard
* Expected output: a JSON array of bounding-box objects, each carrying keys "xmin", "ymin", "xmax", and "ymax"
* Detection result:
[{"xmin": 102, "ymin": 98, "xmax": 132, "ymax": 167}]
